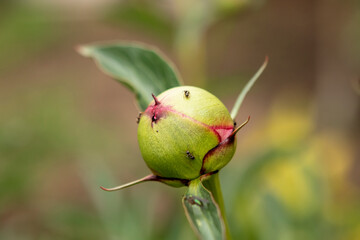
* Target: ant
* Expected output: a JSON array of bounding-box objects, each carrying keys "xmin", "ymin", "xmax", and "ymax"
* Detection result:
[
  {"xmin": 186, "ymin": 150, "xmax": 195, "ymax": 160},
  {"xmin": 136, "ymin": 112, "xmax": 142, "ymax": 124},
  {"xmin": 184, "ymin": 90, "xmax": 190, "ymax": 98}
]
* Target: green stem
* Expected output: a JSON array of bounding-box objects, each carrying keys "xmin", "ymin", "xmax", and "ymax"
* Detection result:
[{"xmin": 203, "ymin": 172, "xmax": 232, "ymax": 240}]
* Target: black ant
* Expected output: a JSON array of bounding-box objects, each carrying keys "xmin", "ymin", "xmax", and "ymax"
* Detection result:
[
  {"xmin": 186, "ymin": 150, "xmax": 195, "ymax": 160},
  {"xmin": 184, "ymin": 90, "xmax": 190, "ymax": 98},
  {"xmin": 136, "ymin": 112, "xmax": 142, "ymax": 124}
]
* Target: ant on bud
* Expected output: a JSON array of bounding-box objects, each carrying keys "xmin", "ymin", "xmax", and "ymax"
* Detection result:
[
  {"xmin": 136, "ymin": 112, "xmax": 142, "ymax": 124},
  {"xmin": 186, "ymin": 150, "xmax": 195, "ymax": 160},
  {"xmin": 184, "ymin": 90, "xmax": 190, "ymax": 98}
]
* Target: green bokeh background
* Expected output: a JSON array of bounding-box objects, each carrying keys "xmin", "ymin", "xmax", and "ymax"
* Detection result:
[{"xmin": 0, "ymin": 0, "xmax": 359, "ymax": 239}]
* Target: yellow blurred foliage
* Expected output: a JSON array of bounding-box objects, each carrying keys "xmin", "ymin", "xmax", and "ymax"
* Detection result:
[
  {"xmin": 262, "ymin": 158, "xmax": 316, "ymax": 217},
  {"xmin": 265, "ymin": 100, "xmax": 314, "ymax": 149},
  {"xmin": 241, "ymin": 95, "xmax": 357, "ymax": 220}
]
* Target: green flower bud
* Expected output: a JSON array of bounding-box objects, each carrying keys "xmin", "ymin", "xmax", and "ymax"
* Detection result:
[
  {"xmin": 101, "ymin": 86, "xmax": 250, "ymax": 192},
  {"xmin": 137, "ymin": 86, "xmax": 248, "ymax": 183}
]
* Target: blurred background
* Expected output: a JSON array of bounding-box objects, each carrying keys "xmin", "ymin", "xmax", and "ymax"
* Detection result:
[{"xmin": 0, "ymin": 0, "xmax": 359, "ymax": 239}]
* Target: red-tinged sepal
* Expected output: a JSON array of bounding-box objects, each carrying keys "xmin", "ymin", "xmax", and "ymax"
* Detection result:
[{"xmin": 201, "ymin": 117, "xmax": 250, "ymax": 174}]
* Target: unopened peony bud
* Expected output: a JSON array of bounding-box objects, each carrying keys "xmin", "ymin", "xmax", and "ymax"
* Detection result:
[{"xmin": 138, "ymin": 86, "xmax": 248, "ymax": 183}]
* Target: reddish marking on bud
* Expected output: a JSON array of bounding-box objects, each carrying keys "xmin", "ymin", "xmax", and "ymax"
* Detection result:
[
  {"xmin": 149, "ymin": 105, "xmax": 164, "ymax": 126},
  {"xmin": 163, "ymin": 107, "xmax": 234, "ymax": 142},
  {"xmin": 144, "ymin": 101, "xmax": 234, "ymax": 138},
  {"xmin": 200, "ymin": 116, "xmax": 250, "ymax": 174},
  {"xmin": 211, "ymin": 126, "xmax": 234, "ymax": 142},
  {"xmin": 200, "ymin": 136, "xmax": 235, "ymax": 175},
  {"xmin": 151, "ymin": 93, "xmax": 161, "ymax": 105},
  {"xmin": 144, "ymin": 94, "xmax": 166, "ymax": 127}
]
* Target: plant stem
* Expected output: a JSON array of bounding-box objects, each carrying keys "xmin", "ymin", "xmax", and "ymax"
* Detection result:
[{"xmin": 203, "ymin": 172, "xmax": 232, "ymax": 240}]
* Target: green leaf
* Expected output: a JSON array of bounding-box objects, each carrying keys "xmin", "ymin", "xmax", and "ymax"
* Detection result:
[
  {"xmin": 78, "ymin": 43, "xmax": 182, "ymax": 111},
  {"xmin": 230, "ymin": 56, "xmax": 268, "ymax": 120},
  {"xmin": 182, "ymin": 178, "xmax": 225, "ymax": 240}
]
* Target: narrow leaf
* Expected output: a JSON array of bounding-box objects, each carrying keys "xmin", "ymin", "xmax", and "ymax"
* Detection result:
[
  {"xmin": 78, "ymin": 43, "xmax": 182, "ymax": 111},
  {"xmin": 230, "ymin": 56, "xmax": 268, "ymax": 120},
  {"xmin": 182, "ymin": 178, "xmax": 225, "ymax": 240},
  {"xmin": 100, "ymin": 174, "xmax": 157, "ymax": 192}
]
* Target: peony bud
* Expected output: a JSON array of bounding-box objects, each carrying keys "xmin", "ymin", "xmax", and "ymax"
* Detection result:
[{"xmin": 137, "ymin": 86, "xmax": 249, "ymax": 183}]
